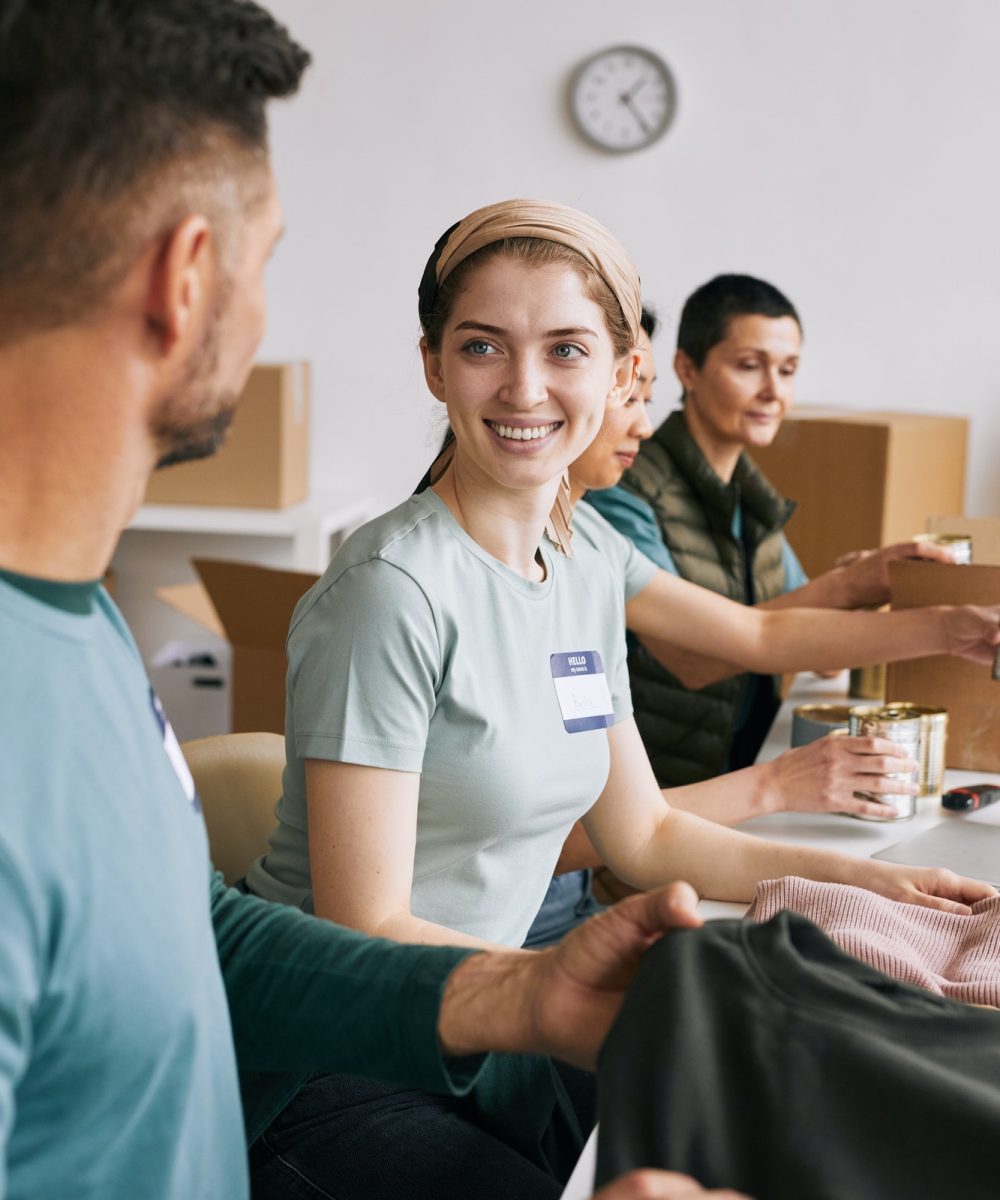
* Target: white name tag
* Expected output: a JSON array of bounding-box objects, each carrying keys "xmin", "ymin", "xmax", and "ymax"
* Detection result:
[
  {"xmin": 550, "ymin": 651, "xmax": 615, "ymax": 734},
  {"xmin": 149, "ymin": 686, "xmax": 200, "ymax": 812}
]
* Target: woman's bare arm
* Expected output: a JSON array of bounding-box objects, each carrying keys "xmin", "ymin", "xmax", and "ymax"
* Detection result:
[
  {"xmin": 581, "ymin": 717, "xmax": 995, "ymax": 914},
  {"xmin": 305, "ymin": 759, "xmax": 508, "ymax": 951},
  {"xmin": 624, "ymin": 557, "xmax": 1000, "ymax": 689}
]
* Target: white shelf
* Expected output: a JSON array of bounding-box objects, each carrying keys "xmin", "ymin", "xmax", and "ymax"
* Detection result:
[{"xmin": 130, "ymin": 489, "xmax": 370, "ymax": 541}]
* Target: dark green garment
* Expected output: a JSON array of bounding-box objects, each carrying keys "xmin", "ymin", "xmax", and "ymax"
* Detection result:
[
  {"xmin": 596, "ymin": 913, "xmax": 1000, "ymax": 1198},
  {"xmin": 215, "ymin": 876, "xmax": 582, "ymax": 1180},
  {"xmin": 620, "ymin": 410, "xmax": 796, "ymax": 785}
]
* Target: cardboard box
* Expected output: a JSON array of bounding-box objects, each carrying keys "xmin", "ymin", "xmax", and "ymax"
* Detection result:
[
  {"xmin": 149, "ymin": 639, "xmax": 231, "ymax": 743},
  {"xmin": 885, "ymin": 521, "xmax": 1000, "ymax": 771},
  {"xmin": 749, "ymin": 408, "xmax": 967, "ymax": 577},
  {"xmin": 144, "ymin": 362, "xmax": 310, "ymax": 509},
  {"xmin": 158, "ymin": 558, "xmax": 318, "ymax": 734}
]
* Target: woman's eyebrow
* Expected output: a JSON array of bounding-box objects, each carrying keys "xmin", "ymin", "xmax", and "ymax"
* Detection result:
[
  {"xmin": 454, "ymin": 320, "xmax": 506, "ymax": 334},
  {"xmin": 453, "ymin": 320, "xmax": 599, "ymax": 339},
  {"xmin": 545, "ymin": 326, "xmax": 599, "ymax": 339},
  {"xmin": 734, "ymin": 345, "xmax": 799, "ymax": 360}
]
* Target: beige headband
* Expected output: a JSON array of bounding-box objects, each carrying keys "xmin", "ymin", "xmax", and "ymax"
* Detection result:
[{"xmin": 434, "ymin": 198, "xmax": 642, "ymax": 347}]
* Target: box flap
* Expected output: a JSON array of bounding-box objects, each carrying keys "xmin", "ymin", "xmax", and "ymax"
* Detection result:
[
  {"xmin": 192, "ymin": 558, "xmax": 318, "ymax": 649},
  {"xmin": 157, "ymin": 583, "xmax": 226, "ymax": 639},
  {"xmin": 927, "ymin": 516, "xmax": 1000, "ymax": 566}
]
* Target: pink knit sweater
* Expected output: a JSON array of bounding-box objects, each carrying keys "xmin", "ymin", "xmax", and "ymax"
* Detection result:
[{"xmin": 746, "ymin": 877, "xmax": 1000, "ymax": 1005}]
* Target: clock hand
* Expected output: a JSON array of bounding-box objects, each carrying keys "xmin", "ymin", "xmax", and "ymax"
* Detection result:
[
  {"xmin": 619, "ymin": 76, "xmax": 647, "ymax": 104},
  {"xmin": 622, "ymin": 94, "xmax": 651, "ymax": 136}
]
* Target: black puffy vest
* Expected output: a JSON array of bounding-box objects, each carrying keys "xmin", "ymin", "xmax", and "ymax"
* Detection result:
[{"xmin": 621, "ymin": 410, "xmax": 796, "ymax": 785}]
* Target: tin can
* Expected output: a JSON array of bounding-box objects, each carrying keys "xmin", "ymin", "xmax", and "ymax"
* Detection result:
[
  {"xmin": 848, "ymin": 704, "xmax": 922, "ymax": 820},
  {"xmin": 848, "ymin": 663, "xmax": 885, "ymax": 701},
  {"xmin": 917, "ymin": 532, "xmax": 973, "ymax": 564},
  {"xmin": 886, "ymin": 703, "xmax": 948, "ymax": 796},
  {"xmin": 791, "ymin": 704, "xmax": 854, "ymax": 747}
]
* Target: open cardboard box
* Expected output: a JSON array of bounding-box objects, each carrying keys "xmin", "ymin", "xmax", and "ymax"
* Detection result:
[
  {"xmin": 886, "ymin": 516, "xmax": 1000, "ymax": 772},
  {"xmin": 158, "ymin": 558, "xmax": 318, "ymax": 734}
]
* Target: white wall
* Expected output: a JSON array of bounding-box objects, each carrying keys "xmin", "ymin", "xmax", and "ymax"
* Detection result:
[{"xmin": 261, "ymin": 0, "xmax": 1000, "ymax": 519}]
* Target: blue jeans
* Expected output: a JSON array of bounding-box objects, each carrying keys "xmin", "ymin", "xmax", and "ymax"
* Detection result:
[
  {"xmin": 522, "ymin": 870, "xmax": 605, "ymax": 949},
  {"xmin": 248, "ymin": 1073, "xmax": 565, "ymax": 1200}
]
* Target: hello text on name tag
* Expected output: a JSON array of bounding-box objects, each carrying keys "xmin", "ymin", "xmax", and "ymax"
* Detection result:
[{"xmin": 550, "ymin": 651, "xmax": 615, "ymax": 734}]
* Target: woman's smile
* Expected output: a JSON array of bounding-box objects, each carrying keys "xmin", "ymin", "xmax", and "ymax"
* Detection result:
[{"xmin": 483, "ymin": 418, "xmax": 564, "ymax": 450}]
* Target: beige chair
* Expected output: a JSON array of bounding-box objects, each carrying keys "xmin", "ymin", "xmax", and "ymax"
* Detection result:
[{"xmin": 181, "ymin": 732, "xmax": 285, "ymax": 884}]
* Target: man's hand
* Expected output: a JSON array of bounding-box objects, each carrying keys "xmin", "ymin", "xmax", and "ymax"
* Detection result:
[
  {"xmin": 593, "ymin": 1171, "xmax": 753, "ymax": 1199},
  {"xmin": 834, "ymin": 540, "xmax": 956, "ymax": 608},
  {"xmin": 437, "ymin": 882, "xmax": 702, "ymax": 1069}
]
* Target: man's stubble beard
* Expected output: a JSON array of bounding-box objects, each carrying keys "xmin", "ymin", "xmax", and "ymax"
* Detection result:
[{"xmin": 150, "ymin": 302, "xmax": 240, "ymax": 470}]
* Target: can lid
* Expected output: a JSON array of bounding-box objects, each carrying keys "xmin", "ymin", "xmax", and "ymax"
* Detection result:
[
  {"xmin": 792, "ymin": 704, "xmax": 854, "ymax": 724},
  {"xmin": 850, "ymin": 704, "xmax": 922, "ymax": 723}
]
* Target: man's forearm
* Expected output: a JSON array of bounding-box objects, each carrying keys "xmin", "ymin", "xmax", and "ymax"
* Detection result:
[
  {"xmin": 438, "ymin": 948, "xmax": 539, "ymax": 1058},
  {"xmin": 210, "ymin": 872, "xmax": 476, "ymax": 1090}
]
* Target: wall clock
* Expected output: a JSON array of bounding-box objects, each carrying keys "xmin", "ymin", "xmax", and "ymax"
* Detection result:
[{"xmin": 569, "ymin": 45, "xmax": 677, "ymax": 154}]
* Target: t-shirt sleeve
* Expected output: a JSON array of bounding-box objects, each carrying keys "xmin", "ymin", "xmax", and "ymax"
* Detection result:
[
  {"xmin": 288, "ymin": 559, "xmax": 440, "ymax": 773},
  {"xmin": 578, "ymin": 500, "xmax": 658, "ymax": 602},
  {"xmin": 586, "ymin": 488, "xmax": 679, "ymax": 575},
  {"xmin": 610, "ymin": 631, "xmax": 633, "ymax": 724},
  {"xmin": 0, "ymin": 843, "xmax": 39, "ymax": 1190},
  {"xmin": 780, "ymin": 535, "xmax": 809, "ymax": 592}
]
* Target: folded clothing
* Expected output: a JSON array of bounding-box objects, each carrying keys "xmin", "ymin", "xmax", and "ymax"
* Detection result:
[{"xmin": 747, "ymin": 876, "xmax": 1000, "ymax": 1005}]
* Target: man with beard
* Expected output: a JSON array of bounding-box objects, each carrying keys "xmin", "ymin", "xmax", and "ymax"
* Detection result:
[{"xmin": 0, "ymin": 3, "xmax": 748, "ymax": 1199}]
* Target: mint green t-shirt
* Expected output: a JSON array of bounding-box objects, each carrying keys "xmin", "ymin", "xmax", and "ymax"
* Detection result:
[
  {"xmin": 571, "ymin": 498, "xmax": 658, "ymax": 603},
  {"xmin": 248, "ymin": 490, "xmax": 632, "ymax": 946}
]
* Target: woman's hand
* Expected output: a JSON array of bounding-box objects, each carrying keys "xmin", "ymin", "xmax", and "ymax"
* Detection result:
[
  {"xmin": 942, "ymin": 603, "xmax": 1000, "ymax": 665},
  {"xmin": 592, "ymin": 1171, "xmax": 753, "ymax": 1199},
  {"xmin": 760, "ymin": 735, "xmax": 918, "ymax": 820},
  {"xmin": 840, "ymin": 858, "xmax": 996, "ymax": 915}
]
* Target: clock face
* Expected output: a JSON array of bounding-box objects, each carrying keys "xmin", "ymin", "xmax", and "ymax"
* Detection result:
[{"xmin": 569, "ymin": 45, "xmax": 677, "ymax": 154}]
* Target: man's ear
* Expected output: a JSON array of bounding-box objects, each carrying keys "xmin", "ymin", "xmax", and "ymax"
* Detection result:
[
  {"xmin": 673, "ymin": 348, "xmax": 698, "ymax": 394},
  {"xmin": 419, "ymin": 337, "xmax": 447, "ymax": 405},
  {"xmin": 145, "ymin": 215, "xmax": 214, "ymax": 358},
  {"xmin": 607, "ymin": 349, "xmax": 641, "ymax": 409}
]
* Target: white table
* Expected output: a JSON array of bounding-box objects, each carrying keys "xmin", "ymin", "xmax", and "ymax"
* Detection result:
[
  {"xmin": 561, "ymin": 673, "xmax": 1000, "ymax": 1199},
  {"xmin": 700, "ymin": 672, "xmax": 1000, "ymax": 921}
]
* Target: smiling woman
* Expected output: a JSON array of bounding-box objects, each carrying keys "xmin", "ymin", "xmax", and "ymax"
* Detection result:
[{"xmin": 242, "ymin": 207, "xmax": 997, "ymax": 1200}]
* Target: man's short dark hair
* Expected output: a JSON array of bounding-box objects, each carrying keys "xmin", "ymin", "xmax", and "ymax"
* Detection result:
[
  {"xmin": 0, "ymin": 0, "xmax": 310, "ymax": 340},
  {"xmin": 676, "ymin": 274, "xmax": 801, "ymax": 368},
  {"xmin": 640, "ymin": 306, "xmax": 658, "ymax": 339}
]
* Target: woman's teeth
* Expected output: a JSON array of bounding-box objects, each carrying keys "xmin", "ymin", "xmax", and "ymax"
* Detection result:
[{"xmin": 487, "ymin": 421, "xmax": 560, "ymax": 441}]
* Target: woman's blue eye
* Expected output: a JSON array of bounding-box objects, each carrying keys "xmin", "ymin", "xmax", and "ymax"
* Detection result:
[
  {"xmin": 553, "ymin": 343, "xmax": 584, "ymax": 359},
  {"xmin": 465, "ymin": 340, "xmax": 494, "ymax": 356}
]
